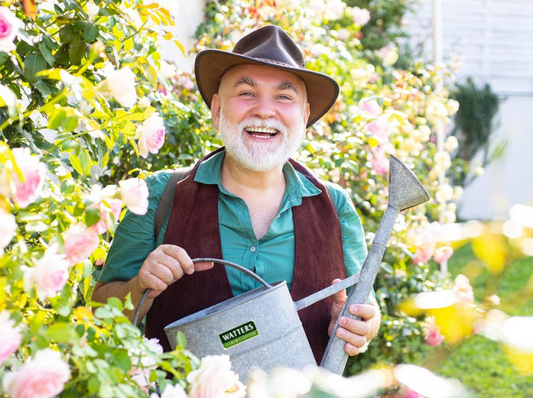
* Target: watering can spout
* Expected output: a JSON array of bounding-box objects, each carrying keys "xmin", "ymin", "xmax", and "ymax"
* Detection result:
[{"xmin": 388, "ymin": 154, "xmax": 430, "ymax": 212}]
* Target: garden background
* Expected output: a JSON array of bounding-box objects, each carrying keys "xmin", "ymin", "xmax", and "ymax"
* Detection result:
[{"xmin": 0, "ymin": 0, "xmax": 532, "ymax": 397}]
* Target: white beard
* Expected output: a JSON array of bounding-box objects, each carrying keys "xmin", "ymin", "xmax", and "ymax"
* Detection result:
[{"xmin": 218, "ymin": 114, "xmax": 305, "ymax": 172}]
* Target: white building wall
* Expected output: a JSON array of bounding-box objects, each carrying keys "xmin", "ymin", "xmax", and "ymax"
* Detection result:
[
  {"xmin": 406, "ymin": 0, "xmax": 533, "ymax": 220},
  {"xmin": 161, "ymin": 0, "xmax": 207, "ymax": 72}
]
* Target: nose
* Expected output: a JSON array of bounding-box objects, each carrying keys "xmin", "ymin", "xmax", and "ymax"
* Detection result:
[{"xmin": 252, "ymin": 97, "xmax": 276, "ymax": 119}]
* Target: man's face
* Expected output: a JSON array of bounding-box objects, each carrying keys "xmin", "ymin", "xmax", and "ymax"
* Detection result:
[{"xmin": 211, "ymin": 64, "xmax": 310, "ymax": 172}]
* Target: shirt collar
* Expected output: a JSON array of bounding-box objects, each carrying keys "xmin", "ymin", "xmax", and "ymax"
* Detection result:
[{"xmin": 194, "ymin": 149, "xmax": 322, "ymax": 202}]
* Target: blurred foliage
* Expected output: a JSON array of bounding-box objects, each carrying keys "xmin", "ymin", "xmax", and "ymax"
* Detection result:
[{"xmin": 448, "ymin": 77, "xmax": 502, "ymax": 188}]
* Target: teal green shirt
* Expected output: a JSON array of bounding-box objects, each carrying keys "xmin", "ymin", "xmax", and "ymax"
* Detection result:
[{"xmin": 99, "ymin": 151, "xmax": 367, "ymax": 296}]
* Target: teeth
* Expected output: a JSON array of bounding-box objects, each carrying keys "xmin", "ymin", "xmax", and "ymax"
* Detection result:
[{"xmin": 245, "ymin": 126, "xmax": 277, "ymax": 134}]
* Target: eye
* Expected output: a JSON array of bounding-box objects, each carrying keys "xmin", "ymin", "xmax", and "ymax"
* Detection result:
[
  {"xmin": 277, "ymin": 94, "xmax": 293, "ymax": 101},
  {"xmin": 239, "ymin": 91, "xmax": 255, "ymax": 97}
]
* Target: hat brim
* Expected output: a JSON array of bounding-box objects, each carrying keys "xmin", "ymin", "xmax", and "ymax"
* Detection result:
[{"xmin": 195, "ymin": 49, "xmax": 340, "ymax": 128}]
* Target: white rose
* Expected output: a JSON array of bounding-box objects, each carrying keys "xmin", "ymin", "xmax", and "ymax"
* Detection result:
[
  {"xmin": 119, "ymin": 178, "xmax": 149, "ymax": 215},
  {"xmin": 444, "ymin": 135, "xmax": 459, "ymax": 152},
  {"xmin": 101, "ymin": 65, "xmax": 137, "ymax": 108},
  {"xmin": 0, "ymin": 208, "xmax": 16, "ymax": 252}
]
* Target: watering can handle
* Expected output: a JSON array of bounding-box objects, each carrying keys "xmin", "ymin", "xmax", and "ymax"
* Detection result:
[{"xmin": 132, "ymin": 258, "xmax": 272, "ymax": 325}]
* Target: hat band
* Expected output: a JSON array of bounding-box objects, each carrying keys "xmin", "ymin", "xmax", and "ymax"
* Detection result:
[{"xmin": 254, "ymin": 57, "xmax": 299, "ymax": 68}]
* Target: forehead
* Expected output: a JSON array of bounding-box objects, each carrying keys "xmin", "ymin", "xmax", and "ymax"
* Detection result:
[{"xmin": 219, "ymin": 64, "xmax": 307, "ymax": 92}]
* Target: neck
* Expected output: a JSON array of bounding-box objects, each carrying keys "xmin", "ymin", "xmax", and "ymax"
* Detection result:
[{"xmin": 221, "ymin": 153, "xmax": 286, "ymax": 193}]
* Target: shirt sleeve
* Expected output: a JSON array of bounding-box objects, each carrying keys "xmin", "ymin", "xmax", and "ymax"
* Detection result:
[
  {"xmin": 98, "ymin": 170, "xmax": 172, "ymax": 283},
  {"xmin": 323, "ymin": 181, "xmax": 368, "ymax": 278}
]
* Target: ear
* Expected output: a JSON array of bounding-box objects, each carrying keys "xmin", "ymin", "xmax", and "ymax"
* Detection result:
[
  {"xmin": 303, "ymin": 102, "xmax": 310, "ymax": 126},
  {"xmin": 211, "ymin": 94, "xmax": 221, "ymax": 130}
]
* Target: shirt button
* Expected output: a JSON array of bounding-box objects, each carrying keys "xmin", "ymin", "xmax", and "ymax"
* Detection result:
[{"xmin": 250, "ymin": 247, "xmax": 256, "ymax": 252}]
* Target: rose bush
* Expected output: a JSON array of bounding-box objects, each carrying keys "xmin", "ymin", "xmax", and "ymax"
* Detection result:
[
  {"xmin": 0, "ymin": 0, "xmax": 214, "ymax": 396},
  {"xmin": 1, "ymin": 0, "xmax": 530, "ymax": 396}
]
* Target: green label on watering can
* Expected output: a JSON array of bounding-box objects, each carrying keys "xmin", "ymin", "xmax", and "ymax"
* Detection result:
[{"xmin": 219, "ymin": 321, "xmax": 258, "ymax": 349}]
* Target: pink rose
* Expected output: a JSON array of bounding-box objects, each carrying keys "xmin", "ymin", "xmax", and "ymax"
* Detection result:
[
  {"xmin": 62, "ymin": 224, "xmax": 100, "ymax": 266},
  {"xmin": 433, "ymin": 246, "xmax": 453, "ymax": 264},
  {"xmin": 359, "ymin": 98, "xmax": 381, "ymax": 116},
  {"xmin": 138, "ymin": 113, "xmax": 166, "ymax": 158},
  {"xmin": 129, "ymin": 338, "xmax": 163, "ymax": 391},
  {"xmin": 424, "ymin": 316, "xmax": 444, "ymax": 347},
  {"xmin": 10, "ymin": 148, "xmax": 46, "ymax": 208},
  {"xmin": 0, "ymin": 208, "xmax": 17, "ymax": 251},
  {"xmin": 370, "ymin": 146, "xmax": 389, "ymax": 175},
  {"xmin": 350, "ymin": 6, "xmax": 371, "ymax": 26},
  {"xmin": 2, "ymin": 348, "xmax": 70, "ymax": 398},
  {"xmin": 0, "ymin": 311, "xmax": 22, "ymax": 365},
  {"xmin": 0, "ymin": 7, "xmax": 21, "ymax": 53},
  {"xmin": 187, "ymin": 355, "xmax": 246, "ymax": 398},
  {"xmin": 151, "ymin": 384, "xmax": 187, "ymax": 398},
  {"xmin": 24, "ymin": 244, "xmax": 70, "ymax": 300},
  {"xmin": 119, "ymin": 178, "xmax": 149, "ymax": 215},
  {"xmin": 90, "ymin": 198, "xmax": 123, "ymax": 235},
  {"xmin": 412, "ymin": 245, "xmax": 433, "ymax": 265},
  {"xmin": 452, "ymin": 274, "xmax": 474, "ymax": 304},
  {"xmin": 366, "ymin": 119, "xmax": 392, "ymax": 140}
]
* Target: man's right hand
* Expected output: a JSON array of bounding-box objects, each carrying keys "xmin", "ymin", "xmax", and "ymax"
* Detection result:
[
  {"xmin": 134, "ymin": 245, "xmax": 214, "ymax": 299},
  {"xmin": 91, "ymin": 245, "xmax": 213, "ymax": 324}
]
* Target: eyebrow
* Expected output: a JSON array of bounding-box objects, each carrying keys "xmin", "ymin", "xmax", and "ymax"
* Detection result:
[{"xmin": 234, "ymin": 77, "xmax": 301, "ymax": 94}]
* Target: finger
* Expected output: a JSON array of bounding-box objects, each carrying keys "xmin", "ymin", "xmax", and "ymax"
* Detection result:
[
  {"xmin": 137, "ymin": 266, "xmax": 171, "ymax": 292},
  {"xmin": 193, "ymin": 261, "xmax": 214, "ymax": 272},
  {"xmin": 344, "ymin": 343, "xmax": 362, "ymax": 356},
  {"xmin": 160, "ymin": 245, "xmax": 195, "ymax": 276},
  {"xmin": 338, "ymin": 316, "xmax": 371, "ymax": 338},
  {"xmin": 348, "ymin": 304, "xmax": 376, "ymax": 322},
  {"xmin": 336, "ymin": 325, "xmax": 367, "ymax": 350}
]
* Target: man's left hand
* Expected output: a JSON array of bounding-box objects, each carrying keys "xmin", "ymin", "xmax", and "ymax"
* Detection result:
[{"xmin": 328, "ymin": 279, "xmax": 381, "ymax": 356}]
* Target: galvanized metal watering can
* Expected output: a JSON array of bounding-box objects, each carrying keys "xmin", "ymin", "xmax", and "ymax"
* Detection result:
[{"xmin": 134, "ymin": 154, "xmax": 429, "ymax": 379}]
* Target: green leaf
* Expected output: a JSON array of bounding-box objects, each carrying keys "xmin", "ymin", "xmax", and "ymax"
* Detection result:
[
  {"xmin": 84, "ymin": 23, "xmax": 99, "ymax": 43},
  {"xmin": 42, "ymin": 34, "xmax": 59, "ymax": 51},
  {"xmin": 34, "ymin": 80, "xmax": 52, "ymax": 97},
  {"xmin": 70, "ymin": 152, "xmax": 84, "ymax": 176},
  {"xmin": 123, "ymin": 37, "xmax": 133, "ymax": 52},
  {"xmin": 88, "ymin": 376, "xmax": 99, "ymax": 395},
  {"xmin": 73, "ymin": 20, "xmax": 86, "ymax": 32},
  {"xmin": 63, "ymin": 113, "xmax": 79, "ymax": 132},
  {"xmin": 0, "ymin": 84, "xmax": 18, "ymax": 117},
  {"xmin": 59, "ymin": 24, "xmax": 76, "ymax": 43},
  {"xmin": 0, "ymin": 51, "xmax": 8, "ymax": 65},
  {"xmin": 100, "ymin": 151, "xmax": 109, "ymax": 168},
  {"xmin": 176, "ymin": 331, "xmax": 187, "ymax": 349},
  {"xmin": 38, "ymin": 42, "xmax": 55, "ymax": 66},
  {"xmin": 46, "ymin": 322, "xmax": 78, "ymax": 343},
  {"xmin": 24, "ymin": 53, "xmax": 47, "ymax": 83},
  {"xmin": 85, "ymin": 206, "xmax": 101, "ymax": 227},
  {"xmin": 69, "ymin": 38, "xmax": 86, "ymax": 64},
  {"xmin": 79, "ymin": 148, "xmax": 92, "ymax": 175},
  {"xmin": 49, "ymin": 108, "xmax": 67, "ymax": 129},
  {"xmin": 107, "ymin": 296, "xmax": 123, "ymax": 311},
  {"xmin": 112, "ymin": 349, "xmax": 132, "ymax": 373}
]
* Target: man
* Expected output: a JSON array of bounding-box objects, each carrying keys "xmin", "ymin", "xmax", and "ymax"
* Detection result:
[{"xmin": 92, "ymin": 25, "xmax": 380, "ymax": 365}]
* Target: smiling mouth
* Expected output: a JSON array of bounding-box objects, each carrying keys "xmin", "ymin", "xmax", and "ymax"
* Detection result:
[{"xmin": 245, "ymin": 126, "xmax": 279, "ymax": 139}]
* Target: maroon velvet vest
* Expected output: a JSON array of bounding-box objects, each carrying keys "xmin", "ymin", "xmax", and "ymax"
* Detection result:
[{"xmin": 145, "ymin": 149, "xmax": 346, "ymax": 363}]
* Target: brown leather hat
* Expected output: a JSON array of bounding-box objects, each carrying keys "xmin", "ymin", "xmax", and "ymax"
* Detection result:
[{"xmin": 194, "ymin": 25, "xmax": 340, "ymax": 128}]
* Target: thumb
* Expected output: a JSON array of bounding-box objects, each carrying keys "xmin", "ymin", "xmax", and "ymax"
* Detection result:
[
  {"xmin": 331, "ymin": 278, "xmax": 346, "ymax": 308},
  {"xmin": 329, "ymin": 278, "xmax": 346, "ymax": 336}
]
